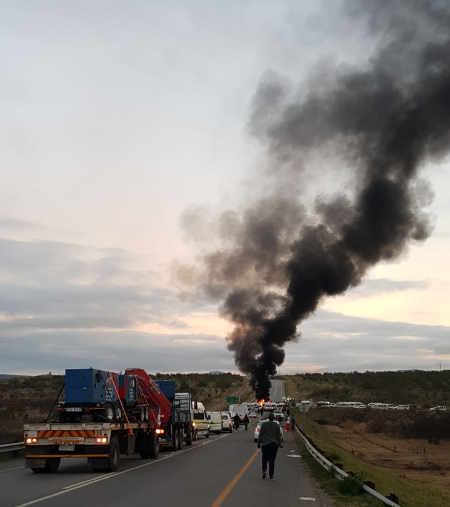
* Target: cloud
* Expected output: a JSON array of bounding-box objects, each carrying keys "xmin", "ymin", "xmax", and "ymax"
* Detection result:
[
  {"xmin": 346, "ymin": 277, "xmax": 429, "ymax": 297},
  {"xmin": 1, "ymin": 234, "xmax": 448, "ymax": 376},
  {"xmin": 0, "ymin": 330, "xmax": 234, "ymax": 375},
  {"xmin": 284, "ymin": 309, "xmax": 450, "ymax": 373},
  {"xmin": 0, "ymin": 236, "xmax": 214, "ymax": 331}
]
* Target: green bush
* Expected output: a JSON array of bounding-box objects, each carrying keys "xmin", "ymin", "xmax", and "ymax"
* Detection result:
[
  {"xmin": 328, "ymin": 451, "xmax": 341, "ymax": 463},
  {"xmin": 337, "ymin": 472, "xmax": 364, "ymax": 496}
]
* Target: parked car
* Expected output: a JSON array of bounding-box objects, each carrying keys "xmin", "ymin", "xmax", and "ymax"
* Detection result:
[
  {"xmin": 248, "ymin": 410, "xmax": 257, "ymax": 418},
  {"xmin": 394, "ymin": 405, "xmax": 410, "ymax": 410},
  {"xmin": 254, "ymin": 420, "xmax": 284, "ymax": 443},
  {"xmin": 221, "ymin": 412, "xmax": 233, "ymax": 432}
]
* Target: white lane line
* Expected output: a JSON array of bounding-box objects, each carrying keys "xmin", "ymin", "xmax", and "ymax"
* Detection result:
[
  {"xmin": 287, "ymin": 455, "xmax": 301, "ymax": 458},
  {"xmin": 299, "ymin": 498, "xmax": 316, "ymax": 502},
  {"xmin": 14, "ymin": 434, "xmax": 230, "ymax": 507},
  {"xmin": 0, "ymin": 466, "xmax": 24, "ymax": 473}
]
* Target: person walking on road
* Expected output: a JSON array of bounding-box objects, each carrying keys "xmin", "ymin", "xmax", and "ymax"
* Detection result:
[
  {"xmin": 233, "ymin": 413, "xmax": 240, "ymax": 430},
  {"xmin": 290, "ymin": 414, "xmax": 296, "ymax": 430},
  {"xmin": 244, "ymin": 414, "xmax": 250, "ymax": 431},
  {"xmin": 257, "ymin": 412, "xmax": 283, "ymax": 480}
]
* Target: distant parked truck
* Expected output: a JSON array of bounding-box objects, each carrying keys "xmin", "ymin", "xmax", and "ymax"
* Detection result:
[
  {"xmin": 24, "ymin": 367, "xmax": 193, "ymax": 473},
  {"xmin": 230, "ymin": 404, "xmax": 249, "ymax": 422},
  {"xmin": 154, "ymin": 380, "xmax": 194, "ymax": 449}
]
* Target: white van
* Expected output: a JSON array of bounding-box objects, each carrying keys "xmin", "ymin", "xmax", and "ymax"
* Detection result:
[
  {"xmin": 430, "ymin": 406, "xmax": 447, "ymax": 412},
  {"xmin": 208, "ymin": 411, "xmax": 222, "ymax": 434},
  {"xmin": 231, "ymin": 404, "xmax": 249, "ymax": 422},
  {"xmin": 368, "ymin": 403, "xmax": 394, "ymax": 410},
  {"xmin": 192, "ymin": 401, "xmax": 210, "ymax": 439}
]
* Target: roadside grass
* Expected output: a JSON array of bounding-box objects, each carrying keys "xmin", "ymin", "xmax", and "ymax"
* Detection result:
[
  {"xmin": 295, "ymin": 435, "xmax": 385, "ymax": 507},
  {"xmin": 294, "ymin": 411, "xmax": 449, "ymax": 507},
  {"xmin": 283, "ymin": 377, "xmax": 449, "ymax": 507}
]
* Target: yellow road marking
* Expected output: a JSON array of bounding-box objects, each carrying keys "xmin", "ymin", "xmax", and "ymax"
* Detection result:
[{"xmin": 210, "ymin": 447, "xmax": 259, "ymax": 507}]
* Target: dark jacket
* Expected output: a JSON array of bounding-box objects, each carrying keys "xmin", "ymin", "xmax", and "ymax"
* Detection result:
[{"xmin": 258, "ymin": 420, "xmax": 282, "ymax": 446}]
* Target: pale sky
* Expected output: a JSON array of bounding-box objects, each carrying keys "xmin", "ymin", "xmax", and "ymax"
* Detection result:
[{"xmin": 1, "ymin": 1, "xmax": 449, "ymax": 376}]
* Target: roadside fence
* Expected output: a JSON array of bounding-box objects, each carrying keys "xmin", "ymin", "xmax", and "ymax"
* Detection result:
[
  {"xmin": 293, "ymin": 424, "xmax": 401, "ymax": 507},
  {"xmin": 0, "ymin": 442, "xmax": 24, "ymax": 455}
]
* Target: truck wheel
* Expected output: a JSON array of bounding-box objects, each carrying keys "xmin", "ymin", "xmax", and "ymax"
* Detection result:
[
  {"xmin": 115, "ymin": 404, "xmax": 123, "ymax": 422},
  {"xmin": 193, "ymin": 429, "xmax": 198, "ymax": 441},
  {"xmin": 138, "ymin": 434, "xmax": 150, "ymax": 459},
  {"xmin": 205, "ymin": 428, "xmax": 210, "ymax": 438},
  {"xmin": 108, "ymin": 437, "xmax": 120, "ymax": 472},
  {"xmin": 68, "ymin": 413, "xmax": 83, "ymax": 423},
  {"xmin": 148, "ymin": 432, "xmax": 159, "ymax": 459},
  {"xmin": 31, "ymin": 458, "xmax": 61, "ymax": 473},
  {"xmin": 185, "ymin": 425, "xmax": 192, "ymax": 446},
  {"xmin": 177, "ymin": 428, "xmax": 183, "ymax": 450},
  {"xmin": 46, "ymin": 458, "xmax": 61, "ymax": 473},
  {"xmin": 31, "ymin": 467, "xmax": 47, "ymax": 473},
  {"xmin": 172, "ymin": 428, "xmax": 179, "ymax": 451},
  {"xmin": 104, "ymin": 403, "xmax": 115, "ymax": 421}
]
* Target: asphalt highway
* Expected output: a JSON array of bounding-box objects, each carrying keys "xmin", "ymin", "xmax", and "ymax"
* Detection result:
[
  {"xmin": 269, "ymin": 379, "xmax": 285, "ymax": 402},
  {"xmin": 0, "ymin": 420, "xmax": 334, "ymax": 507}
]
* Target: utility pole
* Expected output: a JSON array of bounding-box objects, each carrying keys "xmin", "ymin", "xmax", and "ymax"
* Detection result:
[{"xmin": 436, "ymin": 360, "xmax": 443, "ymax": 372}]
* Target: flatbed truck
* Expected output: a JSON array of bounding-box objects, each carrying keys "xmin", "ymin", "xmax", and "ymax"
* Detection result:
[
  {"xmin": 24, "ymin": 420, "xmax": 160, "ymax": 472},
  {"xmin": 23, "ymin": 367, "xmax": 194, "ymax": 472}
]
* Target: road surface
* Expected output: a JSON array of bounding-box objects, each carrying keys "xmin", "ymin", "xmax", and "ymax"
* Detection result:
[
  {"xmin": 269, "ymin": 378, "xmax": 285, "ymax": 402},
  {"xmin": 0, "ymin": 423, "xmax": 333, "ymax": 507}
]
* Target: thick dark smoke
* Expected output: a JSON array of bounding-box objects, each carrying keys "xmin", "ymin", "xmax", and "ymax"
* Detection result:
[{"xmin": 179, "ymin": 1, "xmax": 450, "ymax": 400}]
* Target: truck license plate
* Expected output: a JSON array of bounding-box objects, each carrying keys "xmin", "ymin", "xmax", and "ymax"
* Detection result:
[{"xmin": 59, "ymin": 444, "xmax": 75, "ymax": 451}]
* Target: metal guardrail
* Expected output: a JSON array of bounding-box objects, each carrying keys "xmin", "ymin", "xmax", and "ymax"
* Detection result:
[
  {"xmin": 294, "ymin": 426, "xmax": 400, "ymax": 507},
  {"xmin": 0, "ymin": 442, "xmax": 24, "ymax": 454}
]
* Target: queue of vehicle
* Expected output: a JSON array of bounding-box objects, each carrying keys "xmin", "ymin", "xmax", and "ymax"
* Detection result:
[{"xmin": 311, "ymin": 401, "xmax": 446, "ymax": 412}]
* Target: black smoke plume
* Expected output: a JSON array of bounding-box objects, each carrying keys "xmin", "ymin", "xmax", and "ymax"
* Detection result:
[{"xmin": 179, "ymin": 1, "xmax": 450, "ymax": 400}]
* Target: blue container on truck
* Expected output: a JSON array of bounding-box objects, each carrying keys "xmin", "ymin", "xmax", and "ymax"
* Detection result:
[
  {"xmin": 59, "ymin": 368, "xmax": 125, "ymax": 422},
  {"xmin": 156, "ymin": 380, "xmax": 176, "ymax": 400},
  {"xmin": 65, "ymin": 368, "xmax": 120, "ymax": 404}
]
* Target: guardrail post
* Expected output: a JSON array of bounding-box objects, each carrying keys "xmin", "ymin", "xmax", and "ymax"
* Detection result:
[{"xmin": 389, "ymin": 492, "xmax": 400, "ymax": 504}]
